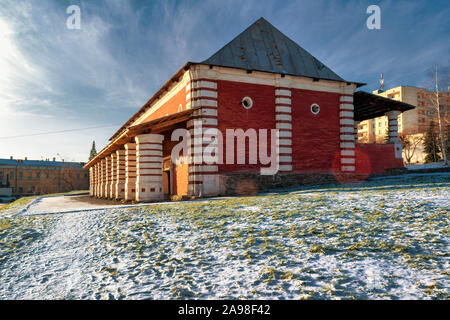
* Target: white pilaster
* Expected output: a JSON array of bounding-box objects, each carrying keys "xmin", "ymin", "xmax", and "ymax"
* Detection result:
[
  {"xmin": 124, "ymin": 143, "xmax": 137, "ymax": 201},
  {"xmin": 135, "ymin": 134, "xmax": 164, "ymax": 202},
  {"xmin": 115, "ymin": 149, "xmax": 126, "ymax": 199}
]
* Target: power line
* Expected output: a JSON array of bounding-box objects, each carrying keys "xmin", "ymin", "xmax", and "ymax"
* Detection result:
[{"xmin": 0, "ymin": 124, "xmax": 122, "ymax": 139}]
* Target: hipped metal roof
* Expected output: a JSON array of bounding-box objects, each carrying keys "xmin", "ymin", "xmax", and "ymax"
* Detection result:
[
  {"xmin": 202, "ymin": 17, "xmax": 345, "ymax": 82},
  {"xmin": 109, "ymin": 18, "xmax": 362, "ymax": 142}
]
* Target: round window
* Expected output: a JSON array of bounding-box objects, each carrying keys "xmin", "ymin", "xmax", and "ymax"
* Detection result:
[
  {"xmin": 241, "ymin": 97, "xmax": 253, "ymax": 109},
  {"xmin": 310, "ymin": 103, "xmax": 320, "ymax": 115}
]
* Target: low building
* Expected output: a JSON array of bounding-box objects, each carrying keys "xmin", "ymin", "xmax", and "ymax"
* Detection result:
[
  {"xmin": 84, "ymin": 18, "xmax": 415, "ymax": 201},
  {"xmin": 358, "ymin": 86, "xmax": 449, "ymax": 163},
  {"xmin": 0, "ymin": 157, "xmax": 89, "ymax": 196}
]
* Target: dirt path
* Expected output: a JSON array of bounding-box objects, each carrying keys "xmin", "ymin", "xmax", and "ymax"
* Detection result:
[{"xmin": 21, "ymin": 195, "xmax": 169, "ymax": 215}]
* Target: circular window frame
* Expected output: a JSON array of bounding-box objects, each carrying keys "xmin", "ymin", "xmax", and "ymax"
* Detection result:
[
  {"xmin": 310, "ymin": 103, "xmax": 320, "ymax": 115},
  {"xmin": 241, "ymin": 96, "xmax": 253, "ymax": 109}
]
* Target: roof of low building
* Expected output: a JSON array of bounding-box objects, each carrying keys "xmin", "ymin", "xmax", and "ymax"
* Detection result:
[
  {"xmin": 0, "ymin": 159, "xmax": 85, "ymax": 168},
  {"xmin": 354, "ymin": 91, "xmax": 415, "ymax": 121}
]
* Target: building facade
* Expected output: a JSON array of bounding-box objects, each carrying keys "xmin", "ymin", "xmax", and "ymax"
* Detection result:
[
  {"xmin": 85, "ymin": 18, "xmax": 414, "ymax": 201},
  {"xmin": 357, "ymin": 86, "xmax": 449, "ymax": 163},
  {"xmin": 0, "ymin": 158, "xmax": 89, "ymax": 196}
]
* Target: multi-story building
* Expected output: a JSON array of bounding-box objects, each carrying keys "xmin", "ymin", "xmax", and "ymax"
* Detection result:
[
  {"xmin": 0, "ymin": 157, "xmax": 89, "ymax": 196},
  {"xmin": 357, "ymin": 86, "xmax": 449, "ymax": 163}
]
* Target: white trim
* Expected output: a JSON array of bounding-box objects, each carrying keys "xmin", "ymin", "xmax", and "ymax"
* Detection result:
[
  {"xmin": 339, "ymin": 111, "xmax": 354, "ymax": 118},
  {"xmin": 340, "ymin": 142, "xmax": 355, "ymax": 149},
  {"xmin": 276, "ymin": 106, "xmax": 291, "ymax": 113},
  {"xmin": 194, "ymin": 64, "xmax": 353, "ymax": 94},
  {"xmin": 279, "ymin": 138, "xmax": 292, "ymax": 146},
  {"xmin": 276, "ymin": 97, "xmax": 291, "ymax": 105},
  {"xmin": 279, "ymin": 147, "xmax": 292, "ymax": 154},
  {"xmin": 341, "ymin": 158, "xmax": 355, "ymax": 164},
  {"xmin": 276, "ymin": 114, "xmax": 292, "ymax": 121},
  {"xmin": 340, "ymin": 96, "xmax": 353, "ymax": 103},
  {"xmin": 275, "ymin": 89, "xmax": 291, "ymax": 97},
  {"xmin": 279, "ymin": 130, "xmax": 292, "ymax": 138},
  {"xmin": 340, "ymin": 118, "xmax": 354, "ymax": 126},
  {"xmin": 340, "ymin": 134, "xmax": 355, "ymax": 141},
  {"xmin": 192, "ymin": 90, "xmax": 218, "ymax": 99},
  {"xmin": 194, "ymin": 80, "xmax": 217, "ymax": 90},
  {"xmin": 276, "ymin": 122, "xmax": 292, "ymax": 130},
  {"xmin": 339, "ymin": 103, "xmax": 354, "ymax": 111},
  {"xmin": 341, "ymin": 149, "xmax": 355, "ymax": 156},
  {"xmin": 279, "ymin": 165, "xmax": 292, "ymax": 171},
  {"xmin": 280, "ymin": 156, "xmax": 292, "ymax": 162},
  {"xmin": 341, "ymin": 165, "xmax": 355, "ymax": 172},
  {"xmin": 340, "ymin": 126, "xmax": 354, "ymax": 133}
]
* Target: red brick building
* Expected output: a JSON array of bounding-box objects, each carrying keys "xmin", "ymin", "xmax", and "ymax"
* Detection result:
[{"xmin": 85, "ymin": 18, "xmax": 414, "ymax": 201}]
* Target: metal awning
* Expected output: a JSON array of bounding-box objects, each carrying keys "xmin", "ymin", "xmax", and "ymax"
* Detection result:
[{"xmin": 353, "ymin": 91, "xmax": 415, "ymax": 121}]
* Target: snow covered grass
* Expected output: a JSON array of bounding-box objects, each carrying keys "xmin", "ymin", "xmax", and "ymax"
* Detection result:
[{"xmin": 0, "ymin": 175, "xmax": 448, "ymax": 300}]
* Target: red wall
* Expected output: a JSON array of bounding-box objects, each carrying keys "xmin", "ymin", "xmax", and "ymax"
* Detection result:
[
  {"xmin": 291, "ymin": 89, "xmax": 340, "ymax": 173},
  {"xmin": 140, "ymin": 85, "xmax": 186, "ymax": 123},
  {"xmin": 217, "ymin": 80, "xmax": 276, "ymax": 173},
  {"xmin": 356, "ymin": 143, "xmax": 403, "ymax": 174}
]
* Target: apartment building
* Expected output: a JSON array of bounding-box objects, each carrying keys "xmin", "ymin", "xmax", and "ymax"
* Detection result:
[{"xmin": 357, "ymin": 86, "xmax": 449, "ymax": 163}]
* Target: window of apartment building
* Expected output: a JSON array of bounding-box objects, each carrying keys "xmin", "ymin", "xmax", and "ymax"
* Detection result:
[
  {"xmin": 10, "ymin": 171, "xmax": 13, "ymax": 179},
  {"xmin": 28, "ymin": 171, "xmax": 32, "ymax": 179},
  {"xmin": 36, "ymin": 171, "xmax": 40, "ymax": 179},
  {"xmin": 0, "ymin": 171, "xmax": 3, "ymax": 180},
  {"xmin": 18, "ymin": 170, "xmax": 22, "ymax": 180},
  {"xmin": 19, "ymin": 185, "xmax": 23, "ymax": 193},
  {"xmin": 45, "ymin": 171, "xmax": 49, "ymax": 179}
]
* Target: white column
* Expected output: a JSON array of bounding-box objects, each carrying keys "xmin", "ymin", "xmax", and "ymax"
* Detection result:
[
  {"xmin": 340, "ymin": 94, "xmax": 356, "ymax": 172},
  {"xmin": 89, "ymin": 167, "xmax": 94, "ymax": 196},
  {"xmin": 96, "ymin": 163, "xmax": 101, "ymax": 198},
  {"xmin": 94, "ymin": 163, "xmax": 99, "ymax": 197},
  {"xmin": 385, "ymin": 111, "xmax": 401, "ymax": 143},
  {"xmin": 275, "ymin": 87, "xmax": 292, "ymax": 172},
  {"xmin": 99, "ymin": 159, "xmax": 106, "ymax": 198},
  {"xmin": 109, "ymin": 153, "xmax": 116, "ymax": 199},
  {"xmin": 187, "ymin": 78, "xmax": 220, "ymax": 197},
  {"xmin": 135, "ymin": 134, "xmax": 164, "ymax": 202},
  {"xmin": 105, "ymin": 156, "xmax": 111, "ymax": 198},
  {"xmin": 115, "ymin": 149, "xmax": 126, "ymax": 199},
  {"xmin": 124, "ymin": 143, "xmax": 137, "ymax": 201},
  {"xmin": 385, "ymin": 110, "xmax": 402, "ymax": 158}
]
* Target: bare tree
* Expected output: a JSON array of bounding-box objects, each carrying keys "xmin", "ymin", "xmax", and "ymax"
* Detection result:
[
  {"xmin": 423, "ymin": 64, "xmax": 449, "ymax": 164},
  {"xmin": 399, "ymin": 133, "xmax": 423, "ymax": 164}
]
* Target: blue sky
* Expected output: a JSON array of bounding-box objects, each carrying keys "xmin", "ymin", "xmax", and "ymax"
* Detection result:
[{"xmin": 0, "ymin": 0, "xmax": 449, "ymax": 162}]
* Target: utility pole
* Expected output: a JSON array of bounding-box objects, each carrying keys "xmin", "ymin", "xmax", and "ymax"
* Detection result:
[{"xmin": 435, "ymin": 65, "xmax": 447, "ymax": 164}]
